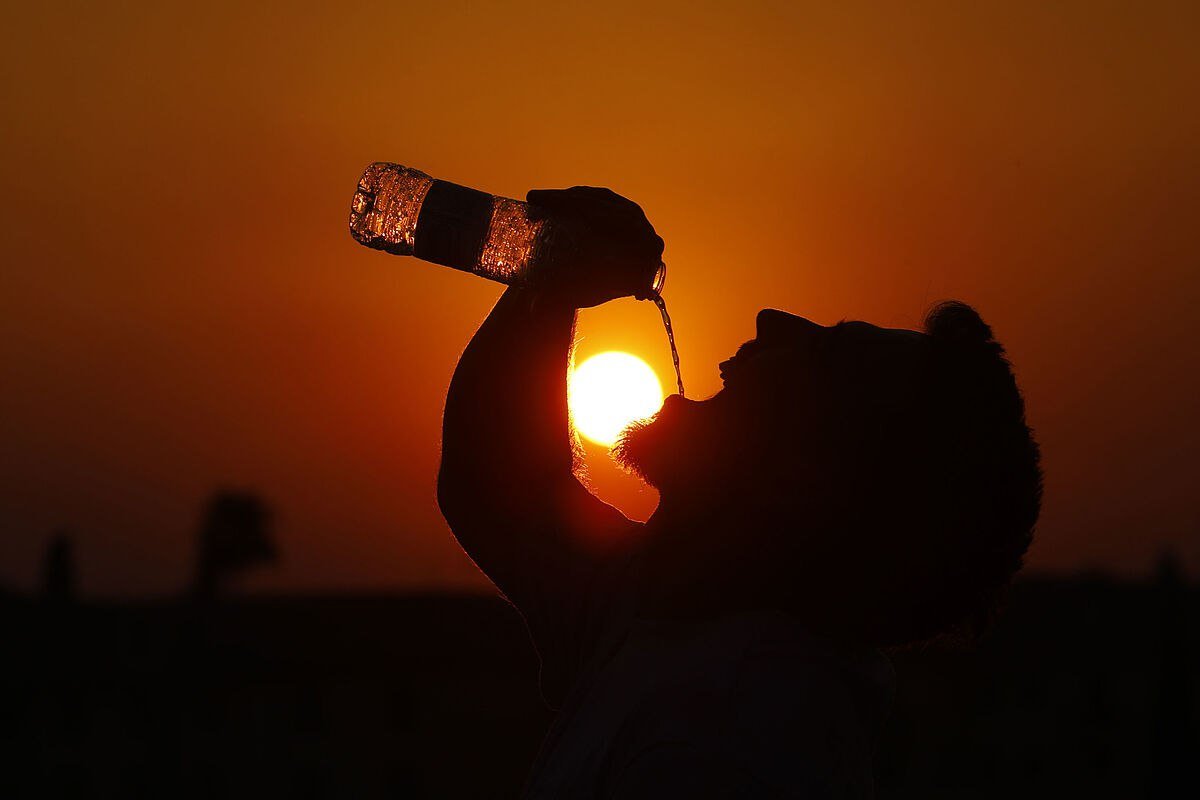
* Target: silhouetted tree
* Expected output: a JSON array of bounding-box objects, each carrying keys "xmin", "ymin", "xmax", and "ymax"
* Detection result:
[{"xmin": 192, "ymin": 490, "xmax": 278, "ymax": 598}]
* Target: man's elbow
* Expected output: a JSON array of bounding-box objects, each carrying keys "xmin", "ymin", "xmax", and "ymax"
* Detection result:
[
  {"xmin": 437, "ymin": 461, "xmax": 508, "ymax": 526},
  {"xmin": 438, "ymin": 459, "xmax": 563, "ymax": 532},
  {"xmin": 436, "ymin": 463, "xmax": 474, "ymax": 529}
]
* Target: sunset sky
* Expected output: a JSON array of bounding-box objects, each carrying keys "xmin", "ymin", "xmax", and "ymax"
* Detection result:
[{"xmin": 2, "ymin": 1, "xmax": 1197, "ymax": 596}]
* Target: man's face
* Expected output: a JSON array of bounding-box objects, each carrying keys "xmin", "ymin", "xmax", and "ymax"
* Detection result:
[{"xmin": 614, "ymin": 309, "xmax": 930, "ymax": 495}]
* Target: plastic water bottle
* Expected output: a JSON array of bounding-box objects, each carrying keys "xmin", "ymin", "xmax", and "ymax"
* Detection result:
[
  {"xmin": 348, "ymin": 162, "xmax": 682, "ymax": 396},
  {"xmin": 349, "ymin": 162, "xmax": 666, "ymax": 295}
]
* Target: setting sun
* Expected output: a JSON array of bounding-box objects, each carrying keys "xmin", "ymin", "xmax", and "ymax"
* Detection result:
[{"xmin": 569, "ymin": 352, "xmax": 664, "ymax": 447}]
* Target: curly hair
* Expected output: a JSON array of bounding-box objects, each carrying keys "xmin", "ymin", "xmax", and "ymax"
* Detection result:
[{"xmin": 877, "ymin": 301, "xmax": 1043, "ymax": 644}]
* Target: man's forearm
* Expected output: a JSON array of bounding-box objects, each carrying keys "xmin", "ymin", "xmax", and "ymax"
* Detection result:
[
  {"xmin": 436, "ymin": 188, "xmax": 659, "ymax": 592},
  {"xmin": 440, "ymin": 287, "xmax": 578, "ymax": 500}
]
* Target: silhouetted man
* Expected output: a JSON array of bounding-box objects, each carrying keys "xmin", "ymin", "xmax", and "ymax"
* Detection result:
[{"xmin": 438, "ymin": 188, "xmax": 1042, "ymax": 798}]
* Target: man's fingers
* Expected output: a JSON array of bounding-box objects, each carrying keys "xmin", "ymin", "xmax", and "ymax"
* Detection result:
[
  {"xmin": 526, "ymin": 187, "xmax": 597, "ymax": 213},
  {"xmin": 527, "ymin": 187, "xmax": 648, "ymax": 223},
  {"xmin": 525, "ymin": 188, "xmax": 563, "ymax": 208},
  {"xmin": 526, "ymin": 187, "xmax": 662, "ymax": 281},
  {"xmin": 525, "ymin": 188, "xmax": 595, "ymax": 222}
]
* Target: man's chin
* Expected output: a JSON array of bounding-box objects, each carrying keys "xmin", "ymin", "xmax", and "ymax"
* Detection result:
[
  {"xmin": 612, "ymin": 415, "xmax": 668, "ymax": 488},
  {"xmin": 615, "ymin": 403, "xmax": 703, "ymax": 490}
]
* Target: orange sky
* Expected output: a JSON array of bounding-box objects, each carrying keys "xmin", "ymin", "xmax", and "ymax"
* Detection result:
[{"xmin": 2, "ymin": 1, "xmax": 1198, "ymax": 596}]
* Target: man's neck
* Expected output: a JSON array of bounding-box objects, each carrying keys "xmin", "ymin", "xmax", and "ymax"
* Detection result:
[{"xmin": 635, "ymin": 497, "xmax": 780, "ymax": 620}]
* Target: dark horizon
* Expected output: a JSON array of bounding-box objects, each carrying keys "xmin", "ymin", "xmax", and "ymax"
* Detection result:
[
  {"xmin": 9, "ymin": 520, "xmax": 1194, "ymax": 603},
  {"xmin": 8, "ymin": 572, "xmax": 1197, "ymax": 797}
]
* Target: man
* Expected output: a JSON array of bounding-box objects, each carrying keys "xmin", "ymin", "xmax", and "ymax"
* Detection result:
[{"xmin": 437, "ymin": 188, "xmax": 1042, "ymax": 798}]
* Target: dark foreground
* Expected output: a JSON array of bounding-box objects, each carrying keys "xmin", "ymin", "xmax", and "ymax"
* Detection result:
[{"xmin": 4, "ymin": 572, "xmax": 1197, "ymax": 799}]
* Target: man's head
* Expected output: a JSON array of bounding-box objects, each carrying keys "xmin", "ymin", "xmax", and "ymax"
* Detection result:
[{"xmin": 615, "ymin": 301, "xmax": 1042, "ymax": 646}]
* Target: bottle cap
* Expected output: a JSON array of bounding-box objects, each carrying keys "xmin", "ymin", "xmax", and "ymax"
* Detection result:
[{"xmin": 638, "ymin": 260, "xmax": 666, "ymax": 300}]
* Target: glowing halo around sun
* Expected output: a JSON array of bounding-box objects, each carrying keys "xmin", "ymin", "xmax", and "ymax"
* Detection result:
[{"xmin": 568, "ymin": 351, "xmax": 665, "ymax": 447}]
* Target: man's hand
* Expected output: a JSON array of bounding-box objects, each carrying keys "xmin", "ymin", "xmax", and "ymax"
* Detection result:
[{"xmin": 527, "ymin": 187, "xmax": 665, "ymax": 309}]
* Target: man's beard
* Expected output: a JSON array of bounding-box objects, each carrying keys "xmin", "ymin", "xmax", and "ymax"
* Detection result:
[
  {"xmin": 614, "ymin": 394, "xmax": 778, "ymax": 502},
  {"xmin": 613, "ymin": 401, "xmax": 707, "ymax": 490},
  {"xmin": 612, "ymin": 414, "xmax": 666, "ymax": 486}
]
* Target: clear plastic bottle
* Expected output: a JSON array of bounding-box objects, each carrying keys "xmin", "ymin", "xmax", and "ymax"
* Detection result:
[
  {"xmin": 349, "ymin": 162, "xmax": 682, "ymax": 396},
  {"xmin": 349, "ymin": 162, "xmax": 666, "ymax": 294}
]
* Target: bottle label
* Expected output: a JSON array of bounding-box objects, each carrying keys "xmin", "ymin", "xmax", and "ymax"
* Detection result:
[{"xmin": 414, "ymin": 180, "xmax": 494, "ymax": 272}]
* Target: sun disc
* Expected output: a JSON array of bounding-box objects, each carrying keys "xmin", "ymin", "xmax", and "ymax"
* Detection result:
[{"xmin": 569, "ymin": 351, "xmax": 664, "ymax": 447}]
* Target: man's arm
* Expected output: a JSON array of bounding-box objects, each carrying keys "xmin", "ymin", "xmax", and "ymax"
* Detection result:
[
  {"xmin": 437, "ymin": 187, "xmax": 664, "ymax": 610},
  {"xmin": 437, "ymin": 285, "xmax": 636, "ymax": 606}
]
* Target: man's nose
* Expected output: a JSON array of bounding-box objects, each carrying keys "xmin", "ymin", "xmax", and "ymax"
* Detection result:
[{"xmin": 756, "ymin": 308, "xmax": 824, "ymax": 342}]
